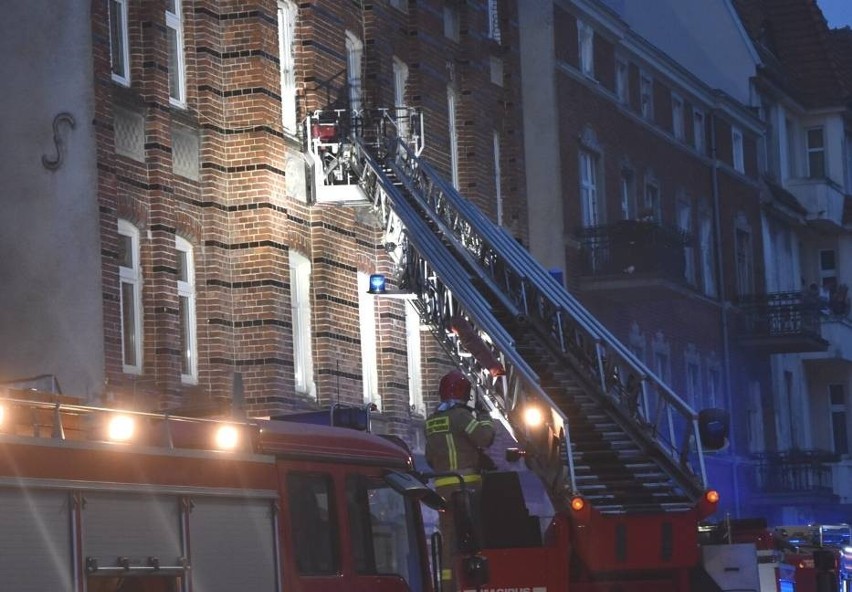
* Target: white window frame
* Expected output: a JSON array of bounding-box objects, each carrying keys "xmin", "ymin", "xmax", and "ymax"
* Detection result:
[
  {"xmin": 278, "ymin": 1, "xmax": 298, "ymax": 135},
  {"xmin": 166, "ymin": 0, "xmax": 186, "ymax": 107},
  {"xmin": 640, "ymin": 71, "xmax": 653, "ymax": 120},
  {"xmin": 345, "ymin": 31, "xmax": 363, "ymax": 114},
  {"xmin": 109, "ymin": 0, "xmax": 130, "ymax": 85},
  {"xmin": 405, "ymin": 303, "xmax": 424, "ymax": 416},
  {"xmin": 448, "ymin": 86, "xmax": 460, "ymax": 189},
  {"xmin": 493, "ymin": 130, "xmax": 503, "ymax": 226},
  {"xmin": 732, "ymin": 126, "xmax": 745, "ymax": 173},
  {"xmin": 734, "ymin": 222, "xmax": 754, "ymax": 297},
  {"xmin": 176, "ymin": 236, "xmax": 198, "ymax": 384},
  {"xmin": 620, "ymin": 170, "xmax": 634, "ymax": 220},
  {"xmin": 393, "ymin": 57, "xmax": 409, "ymax": 140},
  {"xmin": 290, "ymin": 251, "xmax": 315, "ymax": 398},
  {"xmin": 615, "ymin": 57, "xmax": 628, "ymax": 104},
  {"xmin": 671, "ymin": 93, "xmax": 684, "ymax": 141},
  {"xmin": 580, "ymin": 150, "xmax": 599, "ymax": 227},
  {"xmin": 577, "ymin": 20, "xmax": 594, "ymax": 78},
  {"xmin": 693, "ymin": 108, "xmax": 706, "ymax": 154},
  {"xmin": 699, "ymin": 213, "xmax": 717, "ymax": 297},
  {"xmin": 118, "ymin": 220, "xmax": 143, "ymax": 374},
  {"xmin": 677, "ymin": 197, "xmax": 695, "ymax": 284},
  {"xmin": 487, "ymin": 0, "xmax": 502, "ymax": 43},
  {"xmin": 806, "ymin": 126, "xmax": 826, "ymax": 179},
  {"xmin": 357, "ymin": 272, "xmax": 380, "ymax": 410}
]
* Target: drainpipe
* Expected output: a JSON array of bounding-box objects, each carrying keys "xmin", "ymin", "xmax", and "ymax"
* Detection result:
[{"xmin": 709, "ymin": 109, "xmax": 740, "ymax": 516}]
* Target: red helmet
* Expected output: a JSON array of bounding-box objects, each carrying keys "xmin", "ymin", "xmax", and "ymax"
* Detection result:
[{"xmin": 439, "ymin": 370, "xmax": 471, "ymax": 402}]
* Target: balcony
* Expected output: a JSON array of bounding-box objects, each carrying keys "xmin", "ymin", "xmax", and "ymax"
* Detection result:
[
  {"xmin": 750, "ymin": 449, "xmax": 839, "ymax": 503},
  {"xmin": 737, "ymin": 291, "xmax": 829, "ymax": 354},
  {"xmin": 786, "ymin": 177, "xmax": 846, "ymax": 232},
  {"xmin": 576, "ymin": 221, "xmax": 693, "ymax": 301}
]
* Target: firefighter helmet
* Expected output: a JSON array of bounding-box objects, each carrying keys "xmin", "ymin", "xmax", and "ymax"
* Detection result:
[{"xmin": 439, "ymin": 370, "xmax": 472, "ymax": 402}]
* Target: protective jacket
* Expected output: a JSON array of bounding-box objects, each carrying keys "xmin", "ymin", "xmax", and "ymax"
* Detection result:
[{"xmin": 425, "ymin": 402, "xmax": 495, "ymax": 474}]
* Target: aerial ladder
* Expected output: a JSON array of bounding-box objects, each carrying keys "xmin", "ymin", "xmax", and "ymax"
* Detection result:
[{"xmin": 307, "ymin": 109, "xmax": 723, "ymax": 590}]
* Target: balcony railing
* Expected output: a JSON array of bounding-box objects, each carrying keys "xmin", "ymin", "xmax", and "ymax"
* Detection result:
[
  {"xmin": 753, "ymin": 449, "xmax": 838, "ymax": 496},
  {"xmin": 576, "ymin": 221, "xmax": 690, "ymax": 281},
  {"xmin": 737, "ymin": 291, "xmax": 829, "ymax": 353}
]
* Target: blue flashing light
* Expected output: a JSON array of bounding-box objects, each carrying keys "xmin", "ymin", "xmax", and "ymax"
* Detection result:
[{"xmin": 368, "ymin": 274, "xmax": 386, "ymax": 294}]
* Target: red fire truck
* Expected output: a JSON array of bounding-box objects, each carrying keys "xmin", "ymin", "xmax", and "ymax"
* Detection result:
[
  {"xmin": 775, "ymin": 524, "xmax": 852, "ymax": 592},
  {"xmin": 0, "ymin": 390, "xmax": 443, "ymax": 592}
]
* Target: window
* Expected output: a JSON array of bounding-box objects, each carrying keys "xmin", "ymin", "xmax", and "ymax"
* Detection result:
[
  {"xmin": 406, "ymin": 304, "xmax": 424, "ymax": 416},
  {"xmin": 706, "ymin": 366, "xmax": 719, "ymax": 409},
  {"xmin": 489, "ymin": 56, "xmax": 503, "ymax": 86},
  {"xmin": 677, "ymin": 197, "xmax": 695, "ymax": 284},
  {"xmin": 735, "ymin": 225, "xmax": 754, "ymax": 297},
  {"xmin": 579, "ymin": 150, "xmax": 599, "ymax": 227},
  {"xmin": 166, "ymin": 0, "xmax": 186, "ymax": 106},
  {"xmin": 444, "ymin": 5, "xmax": 460, "ymax": 41},
  {"xmin": 393, "ymin": 57, "xmax": 409, "ymax": 139},
  {"xmin": 820, "ymin": 249, "xmax": 837, "ymax": 293},
  {"xmin": 118, "ymin": 220, "xmax": 143, "ymax": 374},
  {"xmin": 278, "ymin": 1, "xmax": 298, "ymax": 134},
  {"xmin": 653, "ymin": 350, "xmax": 670, "ymax": 385},
  {"xmin": 829, "ymin": 384, "xmax": 848, "ymax": 455},
  {"xmin": 747, "ymin": 381, "xmax": 764, "ymax": 452},
  {"xmin": 640, "ymin": 71, "xmax": 653, "ymax": 120},
  {"xmin": 346, "ymin": 475, "xmax": 424, "ymax": 590},
  {"xmin": 287, "ymin": 473, "xmax": 338, "ymax": 575},
  {"xmin": 686, "ymin": 361, "xmax": 700, "ymax": 408},
  {"xmin": 784, "ymin": 117, "xmax": 796, "ymax": 178},
  {"xmin": 358, "ymin": 272, "xmax": 380, "ymax": 410},
  {"xmin": 643, "ymin": 179, "xmax": 659, "ymax": 222},
  {"xmin": 732, "ymin": 126, "xmax": 744, "ymax": 173},
  {"xmin": 615, "ymin": 58, "xmax": 628, "ymax": 103},
  {"xmin": 487, "ymin": 0, "xmax": 501, "ymax": 43},
  {"xmin": 346, "ymin": 32, "xmax": 363, "ymax": 114},
  {"xmin": 806, "ymin": 127, "xmax": 826, "ymax": 178},
  {"xmin": 671, "ymin": 94, "xmax": 684, "ymax": 141},
  {"xmin": 109, "ymin": 0, "xmax": 130, "ymax": 84},
  {"xmin": 578, "ymin": 20, "xmax": 594, "ymax": 77},
  {"xmin": 290, "ymin": 251, "xmax": 315, "ymax": 398},
  {"xmin": 620, "ymin": 169, "xmax": 634, "ymax": 220},
  {"xmin": 699, "ymin": 213, "xmax": 717, "ymax": 297},
  {"xmin": 448, "ymin": 86, "xmax": 459, "ymax": 189},
  {"xmin": 493, "ymin": 131, "xmax": 503, "ymax": 226},
  {"xmin": 176, "ymin": 237, "xmax": 197, "ymax": 383},
  {"xmin": 693, "ymin": 108, "xmax": 706, "ymax": 154}
]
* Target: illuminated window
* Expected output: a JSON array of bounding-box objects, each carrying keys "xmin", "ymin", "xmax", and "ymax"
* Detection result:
[
  {"xmin": 176, "ymin": 236, "xmax": 197, "ymax": 383},
  {"xmin": 166, "ymin": 0, "xmax": 186, "ymax": 106},
  {"xmin": 118, "ymin": 220, "xmax": 143, "ymax": 374},
  {"xmin": 109, "ymin": 0, "xmax": 130, "ymax": 85},
  {"xmin": 278, "ymin": 1, "xmax": 298, "ymax": 134},
  {"xmin": 358, "ymin": 272, "xmax": 380, "ymax": 410},
  {"xmin": 346, "ymin": 32, "xmax": 363, "ymax": 113},
  {"xmin": 290, "ymin": 251, "xmax": 315, "ymax": 398}
]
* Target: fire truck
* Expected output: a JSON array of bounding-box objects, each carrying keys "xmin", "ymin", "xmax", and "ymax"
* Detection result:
[
  {"xmin": 774, "ymin": 524, "xmax": 852, "ymax": 592},
  {"xmin": 0, "ymin": 390, "xmax": 444, "ymax": 592}
]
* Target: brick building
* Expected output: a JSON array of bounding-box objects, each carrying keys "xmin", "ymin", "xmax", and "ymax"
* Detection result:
[{"xmin": 0, "ymin": 0, "xmax": 525, "ymax": 451}]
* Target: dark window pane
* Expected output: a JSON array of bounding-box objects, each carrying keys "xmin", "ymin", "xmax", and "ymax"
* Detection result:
[
  {"xmin": 121, "ymin": 281, "xmax": 137, "ymax": 366},
  {"xmin": 287, "ymin": 473, "xmax": 338, "ymax": 575},
  {"xmin": 179, "ymin": 295, "xmax": 190, "ymax": 374},
  {"xmin": 118, "ymin": 234, "xmax": 132, "ymax": 268}
]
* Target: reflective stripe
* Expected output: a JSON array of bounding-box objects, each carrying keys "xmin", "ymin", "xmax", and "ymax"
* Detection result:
[
  {"xmin": 446, "ymin": 434, "xmax": 458, "ymax": 470},
  {"xmin": 464, "ymin": 418, "xmax": 490, "ymax": 435},
  {"xmin": 426, "ymin": 416, "xmax": 450, "ymax": 435},
  {"xmin": 434, "ymin": 474, "xmax": 481, "ymax": 488},
  {"xmin": 441, "ymin": 569, "xmax": 453, "ymax": 581}
]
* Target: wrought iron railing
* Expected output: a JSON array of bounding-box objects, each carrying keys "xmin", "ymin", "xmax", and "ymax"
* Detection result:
[
  {"xmin": 575, "ymin": 221, "xmax": 691, "ymax": 281},
  {"xmin": 753, "ymin": 450, "xmax": 838, "ymax": 495},
  {"xmin": 738, "ymin": 291, "xmax": 823, "ymax": 338}
]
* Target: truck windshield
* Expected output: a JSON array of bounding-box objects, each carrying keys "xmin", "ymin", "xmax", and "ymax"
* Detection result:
[{"xmin": 346, "ymin": 474, "xmax": 424, "ymax": 591}]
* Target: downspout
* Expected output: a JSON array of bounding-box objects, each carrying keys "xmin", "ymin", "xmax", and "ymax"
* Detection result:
[{"xmin": 709, "ymin": 109, "xmax": 740, "ymax": 516}]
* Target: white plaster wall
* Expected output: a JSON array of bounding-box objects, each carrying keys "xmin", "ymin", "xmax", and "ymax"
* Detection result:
[
  {"xmin": 518, "ymin": 0, "xmax": 565, "ymax": 276},
  {"xmin": 605, "ymin": 0, "xmax": 759, "ymax": 105},
  {"xmin": 0, "ymin": 0, "xmax": 104, "ymax": 396}
]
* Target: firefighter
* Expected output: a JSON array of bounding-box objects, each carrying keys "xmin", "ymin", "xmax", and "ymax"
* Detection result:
[{"xmin": 425, "ymin": 369, "xmax": 495, "ymax": 592}]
